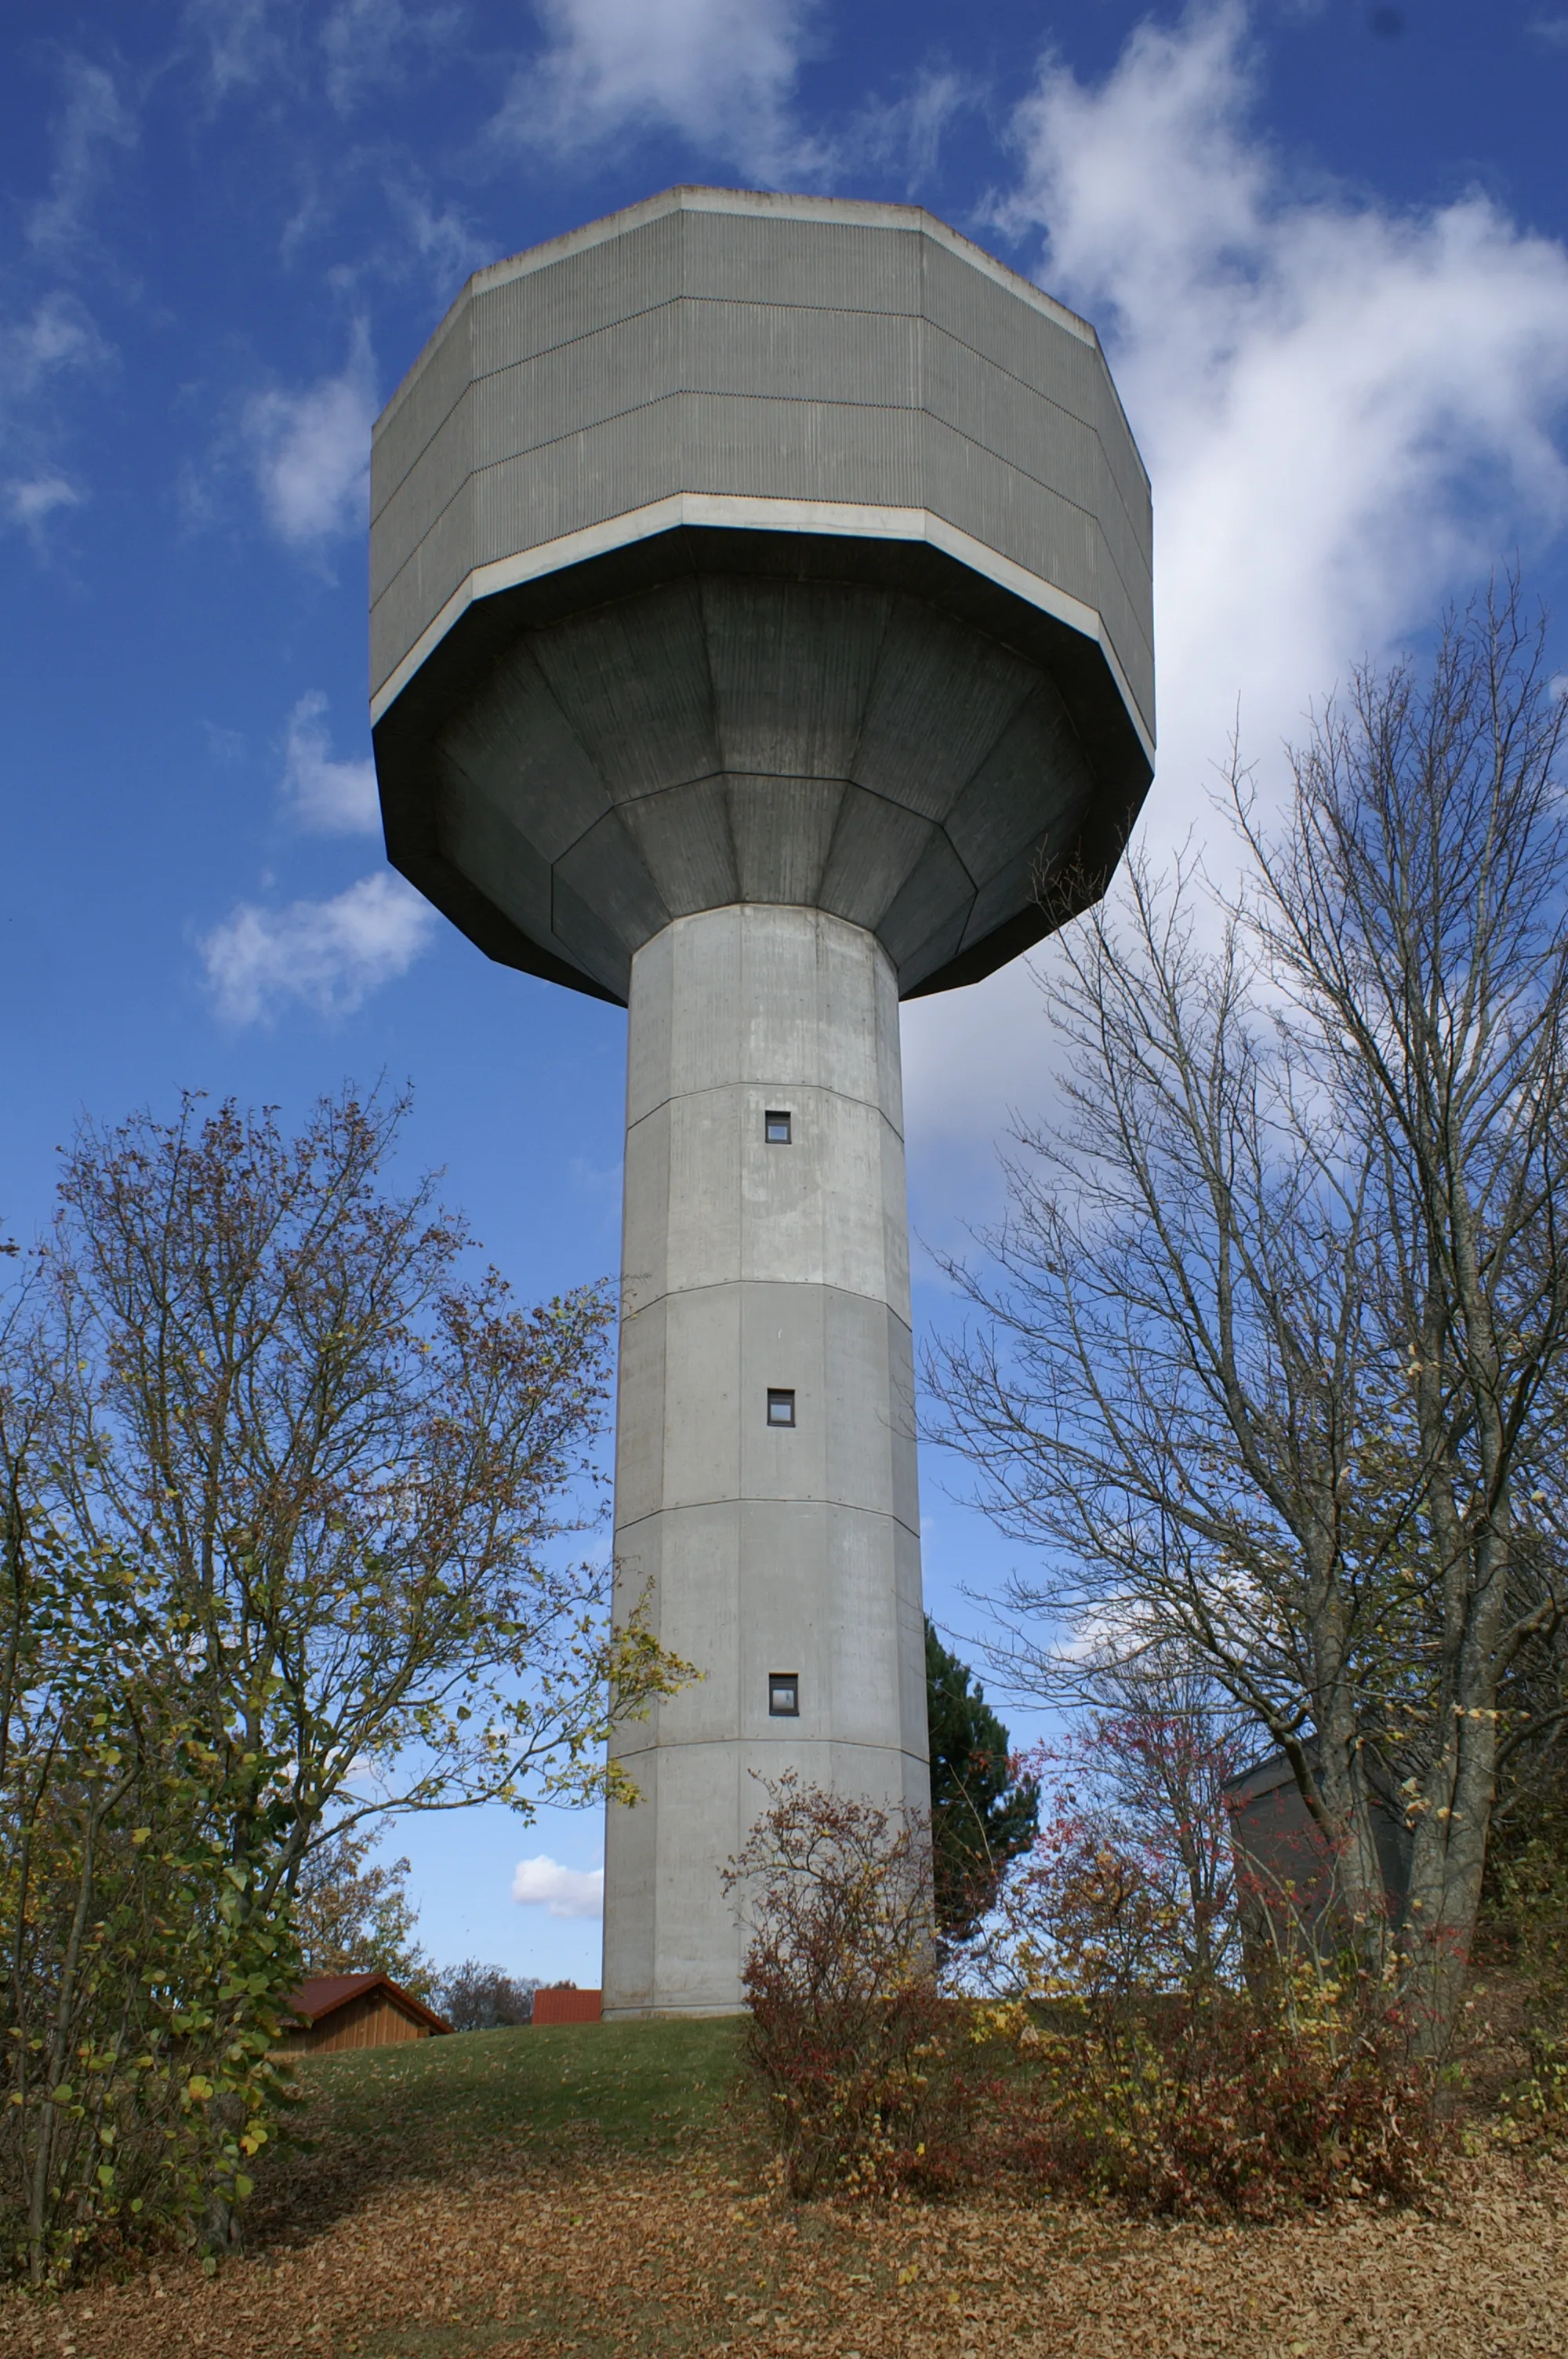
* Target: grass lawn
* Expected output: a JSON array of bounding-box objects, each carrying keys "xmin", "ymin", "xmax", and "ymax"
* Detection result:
[{"xmin": 268, "ymin": 2019, "xmax": 743, "ymax": 2197}]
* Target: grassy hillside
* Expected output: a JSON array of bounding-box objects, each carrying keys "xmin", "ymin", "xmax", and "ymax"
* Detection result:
[{"xmin": 258, "ymin": 2018, "xmax": 744, "ymax": 2231}]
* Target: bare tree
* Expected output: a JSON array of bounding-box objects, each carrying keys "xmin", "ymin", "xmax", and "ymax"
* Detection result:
[{"xmin": 930, "ymin": 583, "xmax": 1568, "ymax": 2049}]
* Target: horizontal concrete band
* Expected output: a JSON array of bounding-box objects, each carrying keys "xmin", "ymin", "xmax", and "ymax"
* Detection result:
[
  {"xmin": 370, "ymin": 490, "xmax": 1152, "ymax": 768},
  {"xmin": 612, "ymin": 1733, "xmax": 932, "ymax": 1767},
  {"xmin": 612, "ymin": 1287, "xmax": 919, "ymax": 1522},
  {"xmin": 370, "ymin": 307, "xmax": 1142, "ymax": 565},
  {"xmin": 614, "ymin": 1490, "xmax": 924, "ymax": 1554},
  {"xmin": 368, "ymin": 298, "xmax": 1150, "ymax": 631},
  {"xmin": 625, "ymin": 1072, "xmax": 903, "ymax": 1129},
  {"xmin": 619, "ymin": 1267, "xmax": 916, "ymax": 1317}
]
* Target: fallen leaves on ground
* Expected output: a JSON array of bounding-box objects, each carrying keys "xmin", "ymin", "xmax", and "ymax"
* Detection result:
[{"xmin": 3, "ymin": 2149, "xmax": 1565, "ymax": 2359}]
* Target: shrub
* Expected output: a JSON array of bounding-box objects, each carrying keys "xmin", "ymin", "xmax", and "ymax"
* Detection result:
[
  {"xmin": 723, "ymin": 1776, "xmax": 966, "ymax": 2198},
  {"xmin": 983, "ymin": 1976, "xmax": 1439, "ymax": 2216},
  {"xmin": 1480, "ymin": 1823, "xmax": 1568, "ymax": 2146},
  {"xmin": 976, "ymin": 1811, "xmax": 1444, "ymax": 2215},
  {"xmin": 0, "ymin": 1527, "xmax": 300, "ymax": 2286}
]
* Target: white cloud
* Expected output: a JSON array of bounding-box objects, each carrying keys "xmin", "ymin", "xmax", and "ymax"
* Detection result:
[
  {"xmin": 185, "ymin": 0, "xmax": 290, "ymax": 100},
  {"xmin": 281, "ymin": 691, "xmax": 379, "ymax": 834},
  {"xmin": 497, "ymin": 0, "xmax": 820, "ymax": 173},
  {"xmin": 243, "ymin": 325, "xmax": 376, "ymax": 547},
  {"xmin": 27, "ymin": 59, "xmax": 137, "ymax": 256},
  {"xmin": 5, "ymin": 477, "xmax": 82, "ymax": 527},
  {"xmin": 1005, "ymin": 0, "xmax": 1568, "ymax": 847},
  {"xmin": 0, "ymin": 295, "xmax": 111, "ymax": 549},
  {"xmin": 387, "ymin": 185, "xmax": 492, "ymax": 302},
  {"xmin": 902, "ymin": 1, "xmax": 1568, "ymax": 1163},
  {"xmin": 200, "ymin": 871, "xmax": 434, "ymax": 1023},
  {"xmin": 321, "ymin": 0, "xmax": 463, "ymax": 113},
  {"xmin": 511, "ymin": 1854, "xmax": 604, "ymax": 1919},
  {"xmin": 5, "ymin": 294, "xmax": 108, "ymax": 393},
  {"xmin": 848, "ymin": 67, "xmax": 978, "ymax": 189},
  {"xmin": 1527, "ymin": 16, "xmax": 1568, "ymax": 48}
]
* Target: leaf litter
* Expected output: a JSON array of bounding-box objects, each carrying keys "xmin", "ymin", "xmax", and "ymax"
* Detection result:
[{"xmin": 2, "ymin": 2148, "xmax": 1565, "ymax": 2359}]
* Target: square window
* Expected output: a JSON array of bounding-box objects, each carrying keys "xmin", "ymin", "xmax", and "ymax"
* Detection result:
[
  {"xmin": 766, "ymin": 1388, "xmax": 796, "ymax": 1427},
  {"xmin": 764, "ymin": 1110, "xmax": 792, "ymax": 1144},
  {"xmin": 768, "ymin": 1674, "xmax": 800, "ymax": 1717}
]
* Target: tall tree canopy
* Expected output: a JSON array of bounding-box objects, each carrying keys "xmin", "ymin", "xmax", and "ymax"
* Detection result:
[
  {"xmin": 925, "ymin": 1618, "xmax": 1039, "ymax": 1939},
  {"xmin": 7, "ymin": 1086, "xmax": 686, "ymax": 1896}
]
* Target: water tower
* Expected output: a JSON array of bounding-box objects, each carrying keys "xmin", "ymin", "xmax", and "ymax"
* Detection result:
[{"xmin": 369, "ymin": 187, "xmax": 1153, "ymax": 2016}]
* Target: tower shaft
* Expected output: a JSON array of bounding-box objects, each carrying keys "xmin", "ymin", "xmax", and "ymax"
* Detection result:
[{"xmin": 603, "ymin": 903, "xmax": 930, "ymax": 2016}]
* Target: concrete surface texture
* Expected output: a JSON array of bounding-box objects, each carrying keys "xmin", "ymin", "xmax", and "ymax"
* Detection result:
[
  {"xmin": 367, "ymin": 187, "xmax": 1154, "ymax": 2016},
  {"xmin": 604, "ymin": 904, "xmax": 928, "ymax": 2014}
]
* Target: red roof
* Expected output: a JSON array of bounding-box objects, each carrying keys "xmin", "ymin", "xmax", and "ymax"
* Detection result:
[
  {"xmin": 285, "ymin": 1972, "xmax": 452, "ymax": 2036},
  {"xmin": 532, "ymin": 1986, "xmax": 602, "ymax": 2025}
]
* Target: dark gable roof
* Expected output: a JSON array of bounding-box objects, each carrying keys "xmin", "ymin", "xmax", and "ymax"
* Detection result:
[{"xmin": 286, "ymin": 1972, "xmax": 452, "ymax": 2036}]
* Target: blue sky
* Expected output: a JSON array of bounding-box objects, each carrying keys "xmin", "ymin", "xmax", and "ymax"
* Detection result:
[{"xmin": 4, "ymin": 0, "xmax": 1568, "ymax": 1984}]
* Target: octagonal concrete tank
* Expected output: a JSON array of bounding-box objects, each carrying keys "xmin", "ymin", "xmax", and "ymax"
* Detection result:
[{"xmin": 370, "ymin": 186, "xmax": 1154, "ymax": 2016}]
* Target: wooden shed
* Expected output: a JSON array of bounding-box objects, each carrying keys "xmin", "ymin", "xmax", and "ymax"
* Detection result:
[{"xmin": 280, "ymin": 1972, "xmax": 453, "ymax": 2055}]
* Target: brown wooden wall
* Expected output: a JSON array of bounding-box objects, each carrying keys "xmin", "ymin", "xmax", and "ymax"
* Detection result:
[{"xmin": 281, "ymin": 1994, "xmax": 434, "ymax": 2055}]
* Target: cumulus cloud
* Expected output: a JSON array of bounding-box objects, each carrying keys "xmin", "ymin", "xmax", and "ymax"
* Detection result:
[
  {"xmin": 243, "ymin": 324, "xmax": 376, "ymax": 547},
  {"xmin": 496, "ymin": 0, "xmax": 820, "ymax": 173},
  {"xmin": 1006, "ymin": 0, "xmax": 1568, "ymax": 843},
  {"xmin": 511, "ymin": 1855, "xmax": 604, "ymax": 1920},
  {"xmin": 902, "ymin": 0, "xmax": 1568, "ymax": 1161},
  {"xmin": 200, "ymin": 871, "xmax": 434, "ymax": 1023},
  {"xmin": 281, "ymin": 691, "xmax": 379, "ymax": 834}
]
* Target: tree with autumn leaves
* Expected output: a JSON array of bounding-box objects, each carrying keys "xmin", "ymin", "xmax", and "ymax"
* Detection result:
[{"xmin": 0, "ymin": 1089, "xmax": 687, "ymax": 2278}]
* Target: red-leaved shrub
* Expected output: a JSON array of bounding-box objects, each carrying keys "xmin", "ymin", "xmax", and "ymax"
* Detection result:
[
  {"xmin": 974, "ymin": 1807, "xmax": 1445, "ymax": 2215},
  {"xmin": 727, "ymin": 1768, "xmax": 1445, "ymax": 2217},
  {"xmin": 984, "ymin": 1977, "xmax": 1441, "ymax": 2217},
  {"xmin": 723, "ymin": 1776, "xmax": 968, "ymax": 2198}
]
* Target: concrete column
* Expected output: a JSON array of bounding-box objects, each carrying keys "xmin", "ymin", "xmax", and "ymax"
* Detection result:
[{"xmin": 602, "ymin": 903, "xmax": 931, "ymax": 2017}]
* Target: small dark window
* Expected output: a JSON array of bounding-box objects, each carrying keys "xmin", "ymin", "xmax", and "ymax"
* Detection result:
[
  {"xmin": 767, "ymin": 1388, "xmax": 796, "ymax": 1427},
  {"xmin": 768, "ymin": 1674, "xmax": 800, "ymax": 1717},
  {"xmin": 764, "ymin": 1110, "xmax": 792, "ymax": 1144}
]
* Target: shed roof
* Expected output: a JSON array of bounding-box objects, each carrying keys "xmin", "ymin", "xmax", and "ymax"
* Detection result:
[{"xmin": 286, "ymin": 1972, "xmax": 452, "ymax": 2036}]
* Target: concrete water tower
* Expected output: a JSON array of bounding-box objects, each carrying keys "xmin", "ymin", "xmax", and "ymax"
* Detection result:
[{"xmin": 369, "ymin": 187, "xmax": 1153, "ymax": 2016}]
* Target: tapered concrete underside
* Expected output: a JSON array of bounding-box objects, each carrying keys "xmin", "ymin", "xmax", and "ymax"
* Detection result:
[{"xmin": 603, "ymin": 905, "xmax": 929, "ymax": 2018}]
